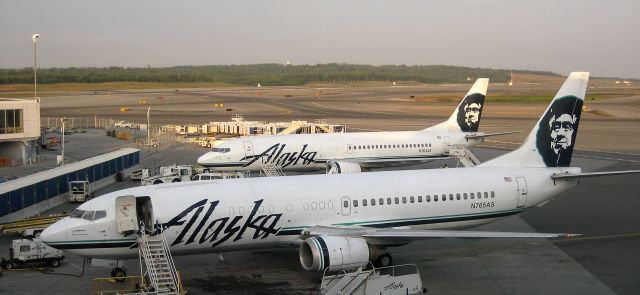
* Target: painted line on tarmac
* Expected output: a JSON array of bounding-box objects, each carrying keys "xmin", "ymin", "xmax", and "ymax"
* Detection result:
[{"xmin": 554, "ymin": 232, "xmax": 640, "ymax": 243}]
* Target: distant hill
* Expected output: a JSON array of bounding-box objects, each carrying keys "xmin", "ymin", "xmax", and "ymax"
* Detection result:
[{"xmin": 0, "ymin": 64, "xmax": 559, "ymax": 86}]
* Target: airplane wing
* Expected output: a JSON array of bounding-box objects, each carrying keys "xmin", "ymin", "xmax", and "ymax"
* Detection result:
[
  {"xmin": 302, "ymin": 226, "xmax": 578, "ymax": 245},
  {"xmin": 551, "ymin": 170, "xmax": 640, "ymax": 180},
  {"xmin": 325, "ymin": 156, "xmax": 453, "ymax": 170},
  {"xmin": 465, "ymin": 131, "xmax": 522, "ymax": 140}
]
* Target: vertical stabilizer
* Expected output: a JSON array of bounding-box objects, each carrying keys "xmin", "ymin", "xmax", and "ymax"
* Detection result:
[
  {"xmin": 425, "ymin": 78, "xmax": 489, "ymax": 132},
  {"xmin": 481, "ymin": 72, "xmax": 589, "ymax": 168}
]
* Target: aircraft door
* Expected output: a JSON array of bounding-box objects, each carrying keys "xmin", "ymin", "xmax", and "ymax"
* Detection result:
[
  {"xmin": 243, "ymin": 141, "xmax": 254, "ymax": 158},
  {"xmin": 347, "ymin": 144, "xmax": 353, "ymax": 154},
  {"xmin": 116, "ymin": 195, "xmax": 137, "ymax": 234},
  {"xmin": 443, "ymin": 136, "xmax": 452, "ymax": 152},
  {"xmin": 340, "ymin": 196, "xmax": 351, "ymax": 216},
  {"xmin": 516, "ymin": 177, "xmax": 528, "ymax": 208},
  {"xmin": 115, "ymin": 195, "xmax": 154, "ymax": 235}
]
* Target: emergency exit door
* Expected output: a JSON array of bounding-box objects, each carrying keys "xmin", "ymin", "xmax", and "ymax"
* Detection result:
[
  {"xmin": 243, "ymin": 141, "xmax": 254, "ymax": 158},
  {"xmin": 516, "ymin": 177, "xmax": 528, "ymax": 208}
]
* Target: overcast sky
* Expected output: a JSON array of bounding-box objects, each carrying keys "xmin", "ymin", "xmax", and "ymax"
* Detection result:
[{"xmin": 1, "ymin": 0, "xmax": 639, "ymax": 78}]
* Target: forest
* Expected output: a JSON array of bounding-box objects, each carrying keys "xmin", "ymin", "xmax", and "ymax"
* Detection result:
[{"xmin": 0, "ymin": 64, "xmax": 558, "ymax": 85}]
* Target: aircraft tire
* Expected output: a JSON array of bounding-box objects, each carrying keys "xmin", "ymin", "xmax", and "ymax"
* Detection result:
[
  {"xmin": 375, "ymin": 253, "xmax": 393, "ymax": 268},
  {"xmin": 111, "ymin": 267, "xmax": 127, "ymax": 282}
]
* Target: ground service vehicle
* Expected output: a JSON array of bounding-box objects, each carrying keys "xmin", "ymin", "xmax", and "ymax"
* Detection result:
[
  {"xmin": 68, "ymin": 180, "xmax": 94, "ymax": 203},
  {"xmin": 1, "ymin": 238, "xmax": 64, "ymax": 269}
]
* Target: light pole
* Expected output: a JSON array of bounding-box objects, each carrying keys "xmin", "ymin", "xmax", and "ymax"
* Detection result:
[
  {"xmin": 146, "ymin": 107, "xmax": 151, "ymax": 145},
  {"xmin": 32, "ymin": 34, "xmax": 40, "ymax": 99},
  {"xmin": 60, "ymin": 117, "xmax": 66, "ymax": 166}
]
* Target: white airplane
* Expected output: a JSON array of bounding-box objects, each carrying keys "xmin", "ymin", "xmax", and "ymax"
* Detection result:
[
  {"xmin": 41, "ymin": 72, "xmax": 639, "ymax": 276},
  {"xmin": 197, "ymin": 78, "xmax": 513, "ymax": 173}
]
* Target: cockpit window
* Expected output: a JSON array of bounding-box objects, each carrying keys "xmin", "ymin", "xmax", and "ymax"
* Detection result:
[
  {"xmin": 211, "ymin": 148, "xmax": 231, "ymax": 153},
  {"xmin": 70, "ymin": 209, "xmax": 107, "ymax": 221},
  {"xmin": 94, "ymin": 210, "xmax": 107, "ymax": 220},
  {"xmin": 82, "ymin": 211, "xmax": 95, "ymax": 221},
  {"xmin": 70, "ymin": 209, "xmax": 86, "ymax": 218}
]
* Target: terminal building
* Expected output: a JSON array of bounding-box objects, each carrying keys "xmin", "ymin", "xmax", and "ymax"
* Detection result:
[
  {"xmin": 0, "ymin": 148, "xmax": 140, "ymax": 223},
  {"xmin": 0, "ymin": 98, "xmax": 40, "ymax": 166}
]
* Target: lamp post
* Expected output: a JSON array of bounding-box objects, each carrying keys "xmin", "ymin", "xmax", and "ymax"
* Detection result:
[
  {"xmin": 146, "ymin": 107, "xmax": 151, "ymax": 145},
  {"xmin": 60, "ymin": 117, "xmax": 66, "ymax": 166},
  {"xmin": 32, "ymin": 34, "xmax": 40, "ymax": 99}
]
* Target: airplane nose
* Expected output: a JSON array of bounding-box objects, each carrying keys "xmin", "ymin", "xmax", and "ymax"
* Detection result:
[
  {"xmin": 40, "ymin": 218, "xmax": 68, "ymax": 246},
  {"xmin": 197, "ymin": 152, "xmax": 216, "ymax": 165}
]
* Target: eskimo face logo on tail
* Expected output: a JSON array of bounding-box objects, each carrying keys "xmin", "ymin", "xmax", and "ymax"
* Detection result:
[
  {"xmin": 456, "ymin": 93, "xmax": 484, "ymax": 132},
  {"xmin": 162, "ymin": 199, "xmax": 282, "ymax": 248},
  {"xmin": 242, "ymin": 143, "xmax": 318, "ymax": 168},
  {"xmin": 535, "ymin": 96, "xmax": 583, "ymax": 167}
]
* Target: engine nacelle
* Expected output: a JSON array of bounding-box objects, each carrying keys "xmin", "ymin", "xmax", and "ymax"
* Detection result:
[
  {"xmin": 326, "ymin": 161, "xmax": 362, "ymax": 174},
  {"xmin": 299, "ymin": 236, "xmax": 369, "ymax": 272}
]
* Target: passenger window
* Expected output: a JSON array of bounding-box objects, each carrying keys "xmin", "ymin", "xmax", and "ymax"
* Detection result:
[
  {"xmin": 434, "ymin": 195, "xmax": 438, "ymax": 201},
  {"xmin": 394, "ymin": 197, "xmax": 399, "ymax": 204},
  {"xmin": 328, "ymin": 201, "xmax": 334, "ymax": 209},
  {"xmin": 94, "ymin": 210, "xmax": 106, "ymax": 220},
  {"xmin": 379, "ymin": 198, "xmax": 384, "ymax": 205},
  {"xmin": 229, "ymin": 207, "xmax": 235, "ymax": 215},
  {"xmin": 387, "ymin": 198, "xmax": 392, "ymax": 205},
  {"xmin": 463, "ymin": 193, "xmax": 468, "ymax": 200},
  {"xmin": 441, "ymin": 194, "xmax": 446, "ymax": 201},
  {"xmin": 491, "ymin": 191, "xmax": 495, "ymax": 198},
  {"xmin": 371, "ymin": 198, "xmax": 376, "ymax": 206},
  {"xmin": 484, "ymin": 192, "xmax": 489, "ymax": 198},
  {"xmin": 410, "ymin": 196, "xmax": 415, "ymax": 203},
  {"xmin": 363, "ymin": 199, "xmax": 368, "ymax": 206},
  {"xmin": 402, "ymin": 197, "xmax": 407, "ymax": 204},
  {"xmin": 320, "ymin": 202, "xmax": 325, "ymax": 209},
  {"xmin": 470, "ymin": 193, "xmax": 475, "ymax": 199},
  {"xmin": 311, "ymin": 202, "xmax": 317, "ymax": 210},
  {"xmin": 418, "ymin": 196, "xmax": 422, "ymax": 202},
  {"xmin": 353, "ymin": 200, "xmax": 358, "ymax": 207},
  {"xmin": 239, "ymin": 207, "xmax": 245, "ymax": 215},
  {"xmin": 343, "ymin": 200, "xmax": 348, "ymax": 208},
  {"xmin": 449, "ymin": 194, "xmax": 454, "ymax": 201},
  {"xmin": 456, "ymin": 193, "xmax": 461, "ymax": 200},
  {"xmin": 426, "ymin": 195, "xmax": 431, "ymax": 202},
  {"xmin": 303, "ymin": 203, "xmax": 309, "ymax": 210}
]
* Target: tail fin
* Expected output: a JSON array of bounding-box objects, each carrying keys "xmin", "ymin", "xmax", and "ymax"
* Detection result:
[
  {"xmin": 481, "ymin": 72, "xmax": 589, "ymax": 168},
  {"xmin": 425, "ymin": 78, "xmax": 489, "ymax": 132}
]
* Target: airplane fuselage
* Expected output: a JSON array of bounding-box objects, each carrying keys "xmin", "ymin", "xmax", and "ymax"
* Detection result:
[
  {"xmin": 43, "ymin": 166, "xmax": 579, "ymax": 259},
  {"xmin": 198, "ymin": 130, "xmax": 483, "ymax": 171}
]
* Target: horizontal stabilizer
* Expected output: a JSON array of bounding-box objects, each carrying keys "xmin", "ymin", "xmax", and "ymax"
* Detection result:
[
  {"xmin": 465, "ymin": 131, "xmax": 522, "ymax": 140},
  {"xmin": 551, "ymin": 170, "xmax": 640, "ymax": 180}
]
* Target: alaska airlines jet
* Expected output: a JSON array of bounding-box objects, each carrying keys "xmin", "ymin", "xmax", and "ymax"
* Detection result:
[
  {"xmin": 41, "ymin": 72, "xmax": 639, "ymax": 274},
  {"xmin": 197, "ymin": 78, "xmax": 512, "ymax": 173}
]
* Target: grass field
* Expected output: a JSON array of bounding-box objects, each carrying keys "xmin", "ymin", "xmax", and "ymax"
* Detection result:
[{"xmin": 0, "ymin": 82, "xmax": 241, "ymax": 93}]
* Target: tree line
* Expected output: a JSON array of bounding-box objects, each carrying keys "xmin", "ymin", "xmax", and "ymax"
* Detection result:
[{"xmin": 0, "ymin": 64, "xmax": 558, "ymax": 85}]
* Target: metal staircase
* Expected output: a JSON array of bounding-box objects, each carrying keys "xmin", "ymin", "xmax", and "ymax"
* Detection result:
[
  {"xmin": 260, "ymin": 163, "xmax": 285, "ymax": 177},
  {"xmin": 321, "ymin": 266, "xmax": 371, "ymax": 295},
  {"xmin": 138, "ymin": 226, "xmax": 181, "ymax": 295},
  {"xmin": 447, "ymin": 145, "xmax": 481, "ymax": 167}
]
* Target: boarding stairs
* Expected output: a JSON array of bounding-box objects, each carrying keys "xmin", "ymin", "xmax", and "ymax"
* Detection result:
[
  {"xmin": 320, "ymin": 266, "xmax": 371, "ymax": 295},
  {"xmin": 447, "ymin": 145, "xmax": 481, "ymax": 167},
  {"xmin": 320, "ymin": 263, "xmax": 424, "ymax": 295},
  {"xmin": 260, "ymin": 163, "xmax": 285, "ymax": 177},
  {"xmin": 137, "ymin": 226, "xmax": 181, "ymax": 295}
]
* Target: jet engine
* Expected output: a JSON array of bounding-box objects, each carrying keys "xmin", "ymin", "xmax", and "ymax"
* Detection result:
[
  {"xmin": 299, "ymin": 236, "xmax": 370, "ymax": 272},
  {"xmin": 326, "ymin": 161, "xmax": 362, "ymax": 174}
]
